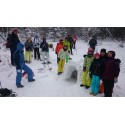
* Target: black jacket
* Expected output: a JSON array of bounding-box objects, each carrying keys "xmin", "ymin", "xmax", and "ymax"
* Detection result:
[
  {"xmin": 90, "ymin": 59, "xmax": 104, "ymax": 77},
  {"xmin": 89, "ymin": 38, "xmax": 97, "ymax": 50},
  {"xmin": 7, "ymin": 33, "xmax": 20, "ymax": 51}
]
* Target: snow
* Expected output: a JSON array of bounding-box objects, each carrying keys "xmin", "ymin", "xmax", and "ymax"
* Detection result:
[{"xmin": 0, "ymin": 39, "xmax": 125, "ymax": 97}]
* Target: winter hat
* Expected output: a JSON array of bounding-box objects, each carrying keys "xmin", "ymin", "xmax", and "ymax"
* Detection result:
[
  {"xmin": 94, "ymin": 53, "xmax": 100, "ymax": 58},
  {"xmin": 59, "ymin": 39, "xmax": 63, "ymax": 42},
  {"xmin": 100, "ymin": 48, "xmax": 106, "ymax": 54}
]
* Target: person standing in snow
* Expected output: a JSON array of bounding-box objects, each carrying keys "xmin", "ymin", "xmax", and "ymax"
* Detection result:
[
  {"xmin": 99, "ymin": 48, "xmax": 107, "ymax": 94},
  {"xmin": 89, "ymin": 53, "xmax": 104, "ymax": 96},
  {"xmin": 24, "ymin": 36, "xmax": 33, "ymax": 63},
  {"xmin": 33, "ymin": 35, "xmax": 40, "ymax": 60},
  {"xmin": 89, "ymin": 35, "xmax": 97, "ymax": 52},
  {"xmin": 55, "ymin": 39, "xmax": 64, "ymax": 63},
  {"xmin": 13, "ymin": 43, "xmax": 35, "ymax": 88},
  {"xmin": 67, "ymin": 35, "xmax": 74, "ymax": 55},
  {"xmin": 6, "ymin": 28, "xmax": 20, "ymax": 66},
  {"xmin": 80, "ymin": 48, "xmax": 94, "ymax": 89},
  {"xmin": 57, "ymin": 45, "xmax": 69, "ymax": 75},
  {"xmin": 73, "ymin": 34, "xmax": 77, "ymax": 49},
  {"xmin": 40, "ymin": 38, "xmax": 51, "ymax": 64},
  {"xmin": 102, "ymin": 51, "xmax": 120, "ymax": 97}
]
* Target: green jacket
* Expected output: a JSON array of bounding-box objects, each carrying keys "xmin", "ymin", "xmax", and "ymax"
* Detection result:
[
  {"xmin": 63, "ymin": 40, "xmax": 70, "ymax": 51},
  {"xmin": 58, "ymin": 49, "xmax": 69, "ymax": 60},
  {"xmin": 83, "ymin": 55, "xmax": 94, "ymax": 70}
]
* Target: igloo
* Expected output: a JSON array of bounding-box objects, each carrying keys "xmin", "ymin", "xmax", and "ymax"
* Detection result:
[{"xmin": 63, "ymin": 61, "xmax": 83, "ymax": 83}]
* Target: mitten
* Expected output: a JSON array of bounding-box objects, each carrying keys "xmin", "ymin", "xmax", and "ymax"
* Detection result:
[
  {"xmin": 57, "ymin": 58, "xmax": 60, "ymax": 63},
  {"xmin": 83, "ymin": 67, "xmax": 86, "ymax": 72}
]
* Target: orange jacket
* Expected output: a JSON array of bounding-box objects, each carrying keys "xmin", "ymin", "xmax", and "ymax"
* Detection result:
[{"xmin": 55, "ymin": 42, "xmax": 63, "ymax": 54}]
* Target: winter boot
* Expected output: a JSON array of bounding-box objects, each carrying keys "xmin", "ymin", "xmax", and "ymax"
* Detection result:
[
  {"xmin": 86, "ymin": 86, "xmax": 90, "ymax": 89},
  {"xmin": 17, "ymin": 84, "xmax": 24, "ymax": 88},
  {"xmin": 28, "ymin": 79, "xmax": 35, "ymax": 82},
  {"xmin": 80, "ymin": 84, "xmax": 85, "ymax": 87}
]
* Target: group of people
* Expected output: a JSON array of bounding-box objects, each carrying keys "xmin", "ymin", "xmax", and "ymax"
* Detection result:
[
  {"xmin": 80, "ymin": 47, "xmax": 121, "ymax": 97},
  {"xmin": 5, "ymin": 28, "xmax": 121, "ymax": 97}
]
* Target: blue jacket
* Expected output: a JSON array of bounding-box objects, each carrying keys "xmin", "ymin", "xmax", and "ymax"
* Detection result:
[{"xmin": 13, "ymin": 43, "xmax": 25, "ymax": 69}]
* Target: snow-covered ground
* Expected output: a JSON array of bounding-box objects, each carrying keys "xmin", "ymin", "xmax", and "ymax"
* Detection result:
[{"xmin": 0, "ymin": 39, "xmax": 125, "ymax": 97}]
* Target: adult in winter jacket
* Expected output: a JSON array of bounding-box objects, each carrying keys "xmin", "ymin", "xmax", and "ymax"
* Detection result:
[
  {"xmin": 57, "ymin": 45, "xmax": 69, "ymax": 75},
  {"xmin": 89, "ymin": 36, "xmax": 97, "ymax": 51},
  {"xmin": 80, "ymin": 48, "xmax": 94, "ymax": 89},
  {"xmin": 13, "ymin": 43, "xmax": 35, "ymax": 88},
  {"xmin": 40, "ymin": 38, "xmax": 50, "ymax": 64},
  {"xmin": 90, "ymin": 53, "xmax": 104, "ymax": 96},
  {"xmin": 6, "ymin": 28, "xmax": 20, "ymax": 66},
  {"xmin": 33, "ymin": 35, "xmax": 40, "ymax": 60},
  {"xmin": 67, "ymin": 35, "xmax": 74, "ymax": 55},
  {"xmin": 55, "ymin": 39, "xmax": 64, "ymax": 63},
  {"xmin": 73, "ymin": 34, "xmax": 77, "ymax": 49},
  {"xmin": 102, "ymin": 51, "xmax": 120, "ymax": 97},
  {"xmin": 25, "ymin": 36, "xmax": 33, "ymax": 63}
]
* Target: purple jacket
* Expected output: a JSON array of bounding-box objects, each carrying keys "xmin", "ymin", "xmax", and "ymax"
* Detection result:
[{"xmin": 102, "ymin": 57, "xmax": 120, "ymax": 81}]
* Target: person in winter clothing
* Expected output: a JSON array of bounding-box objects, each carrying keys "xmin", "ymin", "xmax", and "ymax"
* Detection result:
[
  {"xmin": 73, "ymin": 34, "xmax": 77, "ymax": 49},
  {"xmin": 90, "ymin": 53, "xmax": 104, "ymax": 96},
  {"xmin": 99, "ymin": 48, "xmax": 107, "ymax": 93},
  {"xmin": 80, "ymin": 48, "xmax": 94, "ymax": 89},
  {"xmin": 6, "ymin": 28, "xmax": 20, "ymax": 66},
  {"xmin": 89, "ymin": 35, "xmax": 97, "ymax": 51},
  {"xmin": 102, "ymin": 51, "xmax": 120, "ymax": 97},
  {"xmin": 67, "ymin": 35, "xmax": 74, "ymax": 55},
  {"xmin": 55, "ymin": 39, "xmax": 64, "ymax": 63},
  {"xmin": 25, "ymin": 36, "xmax": 33, "ymax": 63},
  {"xmin": 57, "ymin": 45, "xmax": 69, "ymax": 75},
  {"xmin": 13, "ymin": 43, "xmax": 35, "ymax": 88},
  {"xmin": 40, "ymin": 38, "xmax": 50, "ymax": 64},
  {"xmin": 33, "ymin": 35, "xmax": 40, "ymax": 60}
]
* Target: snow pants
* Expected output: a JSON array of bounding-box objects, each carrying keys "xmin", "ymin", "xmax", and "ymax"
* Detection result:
[
  {"xmin": 34, "ymin": 48, "xmax": 40, "ymax": 59},
  {"xmin": 103, "ymin": 80, "xmax": 114, "ymax": 97},
  {"xmin": 82, "ymin": 70, "xmax": 91, "ymax": 86},
  {"xmin": 42, "ymin": 52, "xmax": 49, "ymax": 63},
  {"xmin": 16, "ymin": 64, "xmax": 33, "ymax": 86},
  {"xmin": 91, "ymin": 75, "xmax": 100, "ymax": 95},
  {"xmin": 58, "ymin": 59, "xmax": 65, "ymax": 73},
  {"xmin": 25, "ymin": 51, "xmax": 32, "ymax": 62}
]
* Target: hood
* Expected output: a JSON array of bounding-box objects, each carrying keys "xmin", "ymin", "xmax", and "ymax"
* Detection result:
[
  {"xmin": 17, "ymin": 43, "xmax": 24, "ymax": 51},
  {"xmin": 108, "ymin": 51, "xmax": 116, "ymax": 58}
]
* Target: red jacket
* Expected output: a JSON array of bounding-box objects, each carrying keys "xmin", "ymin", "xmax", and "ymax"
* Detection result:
[{"xmin": 55, "ymin": 42, "xmax": 63, "ymax": 54}]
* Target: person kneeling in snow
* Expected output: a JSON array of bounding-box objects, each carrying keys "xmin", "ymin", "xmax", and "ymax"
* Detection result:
[
  {"xmin": 13, "ymin": 43, "xmax": 35, "ymax": 88},
  {"xmin": 57, "ymin": 45, "xmax": 69, "ymax": 75}
]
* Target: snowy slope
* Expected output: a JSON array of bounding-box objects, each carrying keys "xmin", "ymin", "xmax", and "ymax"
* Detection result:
[{"xmin": 0, "ymin": 39, "xmax": 125, "ymax": 97}]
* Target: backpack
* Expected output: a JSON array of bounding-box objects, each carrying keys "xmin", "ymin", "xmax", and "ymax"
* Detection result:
[{"xmin": 0, "ymin": 88, "xmax": 17, "ymax": 97}]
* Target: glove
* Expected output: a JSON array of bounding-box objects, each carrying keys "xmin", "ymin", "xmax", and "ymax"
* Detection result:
[
  {"xmin": 83, "ymin": 67, "xmax": 86, "ymax": 72},
  {"xmin": 57, "ymin": 58, "xmax": 60, "ymax": 63},
  {"xmin": 114, "ymin": 77, "xmax": 118, "ymax": 83}
]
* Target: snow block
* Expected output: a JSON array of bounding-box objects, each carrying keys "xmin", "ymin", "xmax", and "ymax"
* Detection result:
[{"xmin": 64, "ymin": 61, "xmax": 83, "ymax": 83}]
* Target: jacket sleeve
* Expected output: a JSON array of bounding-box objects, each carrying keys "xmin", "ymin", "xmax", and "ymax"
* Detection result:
[
  {"xmin": 114, "ymin": 62, "xmax": 120, "ymax": 78},
  {"xmin": 58, "ymin": 49, "xmax": 62, "ymax": 58},
  {"xmin": 83, "ymin": 57, "xmax": 87, "ymax": 68}
]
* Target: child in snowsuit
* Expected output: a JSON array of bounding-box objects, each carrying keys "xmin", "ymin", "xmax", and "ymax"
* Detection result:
[
  {"xmin": 25, "ymin": 36, "xmax": 33, "ymax": 63},
  {"xmin": 63, "ymin": 38, "xmax": 70, "ymax": 63},
  {"xmin": 55, "ymin": 39, "xmax": 64, "ymax": 63},
  {"xmin": 80, "ymin": 48, "xmax": 94, "ymax": 89},
  {"xmin": 90, "ymin": 53, "xmax": 104, "ymax": 96},
  {"xmin": 102, "ymin": 51, "xmax": 120, "ymax": 97},
  {"xmin": 13, "ymin": 43, "xmax": 35, "ymax": 88},
  {"xmin": 57, "ymin": 45, "xmax": 69, "ymax": 75},
  {"xmin": 99, "ymin": 48, "xmax": 107, "ymax": 93}
]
